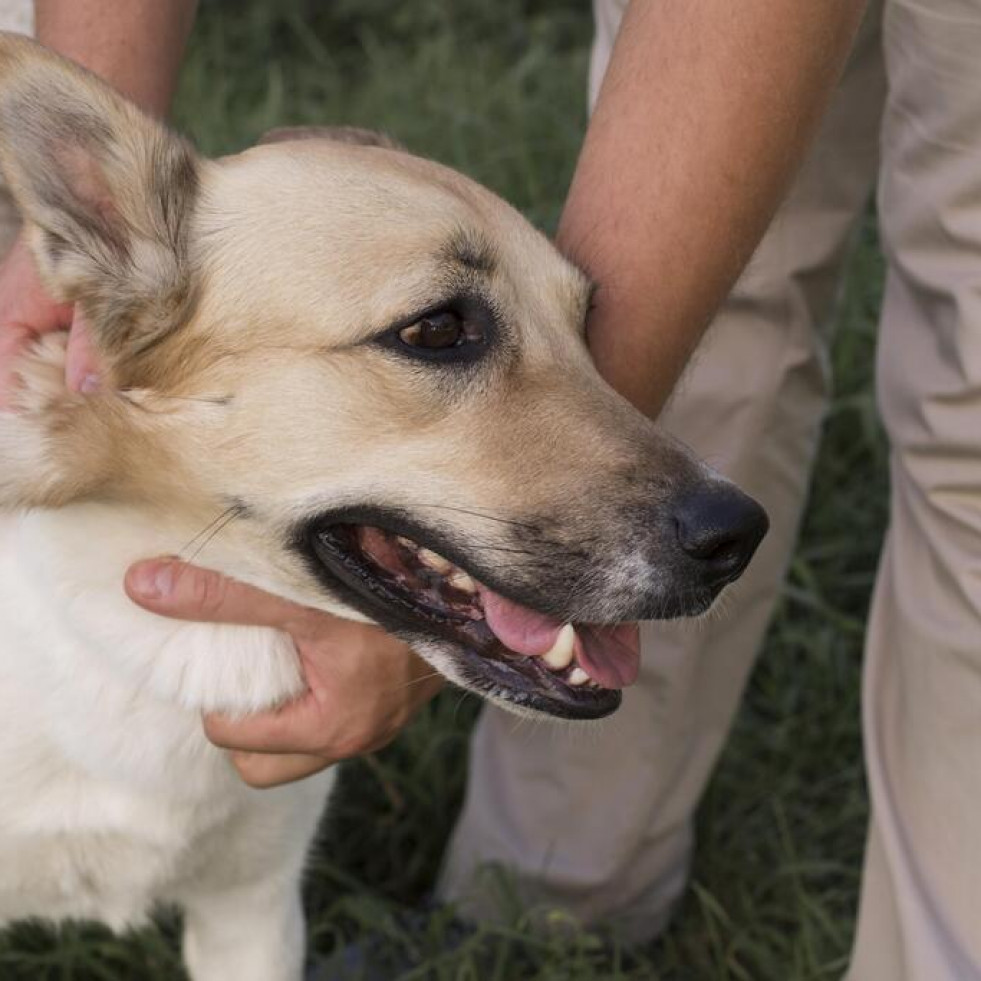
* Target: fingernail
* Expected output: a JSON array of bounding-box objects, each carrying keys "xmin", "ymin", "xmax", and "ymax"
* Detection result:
[
  {"xmin": 131, "ymin": 562, "xmax": 175, "ymax": 601},
  {"xmin": 79, "ymin": 373, "xmax": 100, "ymax": 395}
]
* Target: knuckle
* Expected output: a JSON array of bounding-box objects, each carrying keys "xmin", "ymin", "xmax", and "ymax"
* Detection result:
[
  {"xmin": 191, "ymin": 569, "xmax": 228, "ymax": 617},
  {"xmin": 232, "ymin": 754, "xmax": 275, "ymax": 789}
]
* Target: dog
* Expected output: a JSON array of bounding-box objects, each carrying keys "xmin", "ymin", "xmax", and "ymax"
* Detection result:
[{"xmin": 0, "ymin": 33, "xmax": 767, "ymax": 981}]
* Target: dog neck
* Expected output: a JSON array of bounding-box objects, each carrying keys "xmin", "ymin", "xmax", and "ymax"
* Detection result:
[{"xmin": 4, "ymin": 503, "xmax": 305, "ymax": 717}]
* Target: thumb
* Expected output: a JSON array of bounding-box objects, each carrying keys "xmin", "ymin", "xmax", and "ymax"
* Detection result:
[
  {"xmin": 65, "ymin": 310, "xmax": 102, "ymax": 394},
  {"xmin": 125, "ymin": 557, "xmax": 307, "ymax": 629}
]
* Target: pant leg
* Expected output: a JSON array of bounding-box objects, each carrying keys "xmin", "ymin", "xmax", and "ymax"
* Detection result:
[
  {"xmin": 438, "ymin": 3, "xmax": 885, "ymax": 942},
  {"xmin": 847, "ymin": 1, "xmax": 981, "ymax": 977}
]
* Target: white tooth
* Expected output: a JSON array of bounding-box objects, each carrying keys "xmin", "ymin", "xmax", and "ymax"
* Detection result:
[
  {"xmin": 419, "ymin": 547, "xmax": 453, "ymax": 574},
  {"xmin": 396, "ymin": 536, "xmax": 415, "ymax": 550},
  {"xmin": 568, "ymin": 666, "xmax": 590, "ymax": 686},
  {"xmin": 448, "ymin": 570, "xmax": 476, "ymax": 594},
  {"xmin": 542, "ymin": 624, "xmax": 576, "ymax": 671}
]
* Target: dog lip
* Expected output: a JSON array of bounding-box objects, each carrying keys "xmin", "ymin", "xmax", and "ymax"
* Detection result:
[
  {"xmin": 309, "ymin": 524, "xmax": 477, "ymax": 628},
  {"xmin": 302, "ymin": 520, "xmax": 621, "ymax": 719},
  {"xmin": 461, "ymin": 654, "xmax": 621, "ymax": 720}
]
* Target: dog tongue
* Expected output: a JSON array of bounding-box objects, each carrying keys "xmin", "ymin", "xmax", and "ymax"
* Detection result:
[
  {"xmin": 478, "ymin": 586, "xmax": 640, "ymax": 689},
  {"xmin": 478, "ymin": 587, "xmax": 564, "ymax": 654}
]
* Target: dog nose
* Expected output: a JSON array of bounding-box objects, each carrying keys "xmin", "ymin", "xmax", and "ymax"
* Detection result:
[{"xmin": 672, "ymin": 483, "xmax": 769, "ymax": 579}]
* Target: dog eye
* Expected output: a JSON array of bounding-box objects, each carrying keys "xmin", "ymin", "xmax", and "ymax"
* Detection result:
[{"xmin": 398, "ymin": 311, "xmax": 474, "ymax": 350}]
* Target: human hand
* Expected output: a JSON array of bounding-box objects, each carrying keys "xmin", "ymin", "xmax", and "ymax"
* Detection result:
[
  {"xmin": 0, "ymin": 231, "xmax": 100, "ymax": 408},
  {"xmin": 125, "ymin": 558, "xmax": 445, "ymax": 788}
]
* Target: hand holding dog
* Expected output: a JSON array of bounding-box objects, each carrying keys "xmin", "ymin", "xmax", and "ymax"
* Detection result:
[
  {"xmin": 0, "ymin": 232, "xmax": 99, "ymax": 408},
  {"xmin": 126, "ymin": 557, "xmax": 444, "ymax": 787}
]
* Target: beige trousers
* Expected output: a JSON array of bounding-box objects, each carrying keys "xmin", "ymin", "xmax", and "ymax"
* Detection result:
[{"xmin": 440, "ymin": 1, "xmax": 981, "ymax": 977}]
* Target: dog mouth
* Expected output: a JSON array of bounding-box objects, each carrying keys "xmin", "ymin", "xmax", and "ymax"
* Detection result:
[{"xmin": 307, "ymin": 523, "xmax": 640, "ymax": 720}]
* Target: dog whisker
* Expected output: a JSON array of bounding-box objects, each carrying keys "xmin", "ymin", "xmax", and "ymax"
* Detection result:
[
  {"xmin": 459, "ymin": 544, "xmax": 544, "ymax": 558},
  {"xmin": 451, "ymin": 689, "xmax": 476, "ymax": 723},
  {"xmin": 397, "ymin": 670, "xmax": 443, "ymax": 692},
  {"xmin": 150, "ymin": 393, "xmax": 232, "ymax": 406},
  {"xmin": 411, "ymin": 502, "xmax": 542, "ymax": 532},
  {"xmin": 179, "ymin": 505, "xmax": 245, "ymax": 566}
]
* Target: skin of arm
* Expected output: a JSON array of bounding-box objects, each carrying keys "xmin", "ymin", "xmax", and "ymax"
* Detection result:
[
  {"xmin": 34, "ymin": 0, "xmax": 198, "ymax": 118},
  {"xmin": 560, "ymin": 0, "xmax": 867, "ymax": 419}
]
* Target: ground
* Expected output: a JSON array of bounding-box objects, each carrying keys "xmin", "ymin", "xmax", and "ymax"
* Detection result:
[{"xmin": 0, "ymin": 2, "xmax": 887, "ymax": 978}]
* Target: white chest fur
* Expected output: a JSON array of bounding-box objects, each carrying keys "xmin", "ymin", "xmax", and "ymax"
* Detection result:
[{"xmin": 0, "ymin": 506, "xmax": 332, "ymax": 950}]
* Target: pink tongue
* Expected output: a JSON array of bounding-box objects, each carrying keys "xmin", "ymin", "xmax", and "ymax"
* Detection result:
[
  {"xmin": 478, "ymin": 587, "xmax": 640, "ymax": 689},
  {"xmin": 479, "ymin": 588, "xmax": 564, "ymax": 655}
]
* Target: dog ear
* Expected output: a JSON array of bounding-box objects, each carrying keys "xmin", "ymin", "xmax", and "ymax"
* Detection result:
[
  {"xmin": 0, "ymin": 33, "xmax": 200, "ymax": 360},
  {"xmin": 257, "ymin": 125, "xmax": 405, "ymax": 151}
]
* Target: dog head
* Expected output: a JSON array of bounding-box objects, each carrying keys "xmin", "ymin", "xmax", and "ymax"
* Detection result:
[{"xmin": 0, "ymin": 34, "xmax": 767, "ymax": 720}]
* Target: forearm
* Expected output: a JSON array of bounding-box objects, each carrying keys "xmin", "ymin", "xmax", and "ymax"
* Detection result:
[
  {"xmin": 560, "ymin": 0, "xmax": 866, "ymax": 418},
  {"xmin": 35, "ymin": 0, "xmax": 198, "ymax": 117}
]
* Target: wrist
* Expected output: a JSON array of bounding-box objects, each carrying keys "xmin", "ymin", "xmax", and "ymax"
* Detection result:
[{"xmin": 584, "ymin": 302, "xmax": 689, "ymax": 421}]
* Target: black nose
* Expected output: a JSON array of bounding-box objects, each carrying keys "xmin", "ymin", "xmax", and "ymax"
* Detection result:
[{"xmin": 672, "ymin": 483, "xmax": 768, "ymax": 579}]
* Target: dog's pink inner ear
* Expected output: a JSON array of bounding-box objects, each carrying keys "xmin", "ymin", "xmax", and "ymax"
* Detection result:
[{"xmin": 50, "ymin": 140, "xmax": 122, "ymax": 237}]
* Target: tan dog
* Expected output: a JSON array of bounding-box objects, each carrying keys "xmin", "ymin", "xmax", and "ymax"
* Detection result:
[{"xmin": 0, "ymin": 33, "xmax": 766, "ymax": 981}]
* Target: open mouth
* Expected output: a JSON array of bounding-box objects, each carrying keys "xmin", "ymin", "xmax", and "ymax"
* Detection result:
[{"xmin": 305, "ymin": 520, "xmax": 641, "ymax": 720}]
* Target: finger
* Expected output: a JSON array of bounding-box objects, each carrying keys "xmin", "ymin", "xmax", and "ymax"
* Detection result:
[
  {"xmin": 65, "ymin": 311, "xmax": 102, "ymax": 394},
  {"xmin": 125, "ymin": 557, "xmax": 311, "ymax": 630},
  {"xmin": 229, "ymin": 751, "xmax": 332, "ymax": 789},
  {"xmin": 203, "ymin": 691, "xmax": 331, "ymax": 755}
]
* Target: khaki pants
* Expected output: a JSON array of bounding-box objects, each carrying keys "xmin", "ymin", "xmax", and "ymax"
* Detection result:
[{"xmin": 439, "ymin": 1, "xmax": 981, "ymax": 977}]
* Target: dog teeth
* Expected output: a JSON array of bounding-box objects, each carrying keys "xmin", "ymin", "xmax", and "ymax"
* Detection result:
[
  {"xmin": 542, "ymin": 624, "xmax": 576, "ymax": 671},
  {"xmin": 568, "ymin": 666, "xmax": 590, "ymax": 686},
  {"xmin": 447, "ymin": 570, "xmax": 476, "ymax": 594},
  {"xmin": 419, "ymin": 547, "xmax": 453, "ymax": 574}
]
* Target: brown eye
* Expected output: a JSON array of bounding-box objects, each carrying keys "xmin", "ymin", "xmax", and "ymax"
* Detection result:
[{"xmin": 398, "ymin": 311, "xmax": 465, "ymax": 349}]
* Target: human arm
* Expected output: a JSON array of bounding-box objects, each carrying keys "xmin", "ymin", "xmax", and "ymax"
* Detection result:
[
  {"xmin": 559, "ymin": 0, "xmax": 867, "ymax": 418},
  {"xmin": 34, "ymin": 0, "xmax": 197, "ymax": 118}
]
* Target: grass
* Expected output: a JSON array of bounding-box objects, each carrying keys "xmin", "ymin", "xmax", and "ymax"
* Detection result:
[{"xmin": 0, "ymin": 2, "xmax": 888, "ymax": 978}]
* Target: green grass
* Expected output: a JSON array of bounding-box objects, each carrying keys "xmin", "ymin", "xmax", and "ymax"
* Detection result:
[{"xmin": 0, "ymin": 2, "xmax": 888, "ymax": 978}]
